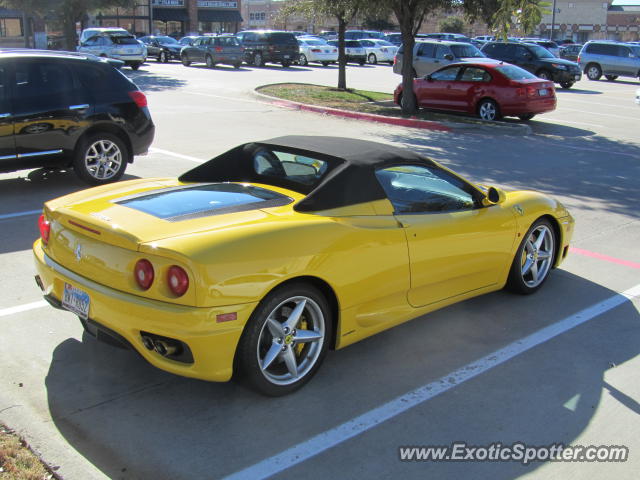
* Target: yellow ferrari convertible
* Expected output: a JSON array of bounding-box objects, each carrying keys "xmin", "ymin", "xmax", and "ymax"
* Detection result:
[{"xmin": 33, "ymin": 136, "xmax": 574, "ymax": 395}]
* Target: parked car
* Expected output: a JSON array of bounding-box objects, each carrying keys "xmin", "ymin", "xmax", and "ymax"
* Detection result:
[
  {"xmin": 358, "ymin": 39, "xmax": 398, "ymax": 65},
  {"xmin": 559, "ymin": 43, "xmax": 582, "ymax": 62},
  {"xmin": 327, "ymin": 40, "xmax": 367, "ymax": 65},
  {"xmin": 33, "ymin": 135, "xmax": 573, "ymax": 396},
  {"xmin": 344, "ymin": 30, "xmax": 385, "ymax": 40},
  {"xmin": 578, "ymin": 40, "xmax": 640, "ymax": 82},
  {"xmin": 474, "ymin": 35, "xmax": 495, "ymax": 44},
  {"xmin": 296, "ymin": 37, "xmax": 337, "ymax": 66},
  {"xmin": 0, "ymin": 50, "xmax": 154, "ymax": 184},
  {"xmin": 421, "ymin": 33, "xmax": 473, "ymax": 43},
  {"xmin": 384, "ymin": 33, "xmax": 402, "ymax": 46},
  {"xmin": 393, "ymin": 40, "xmax": 491, "ymax": 77},
  {"xmin": 236, "ymin": 30, "xmax": 299, "ymax": 67},
  {"xmin": 180, "ymin": 35, "xmax": 243, "ymax": 69},
  {"xmin": 394, "ymin": 62, "xmax": 556, "ymax": 121},
  {"xmin": 77, "ymin": 31, "xmax": 146, "ymax": 70},
  {"xmin": 138, "ymin": 35, "xmax": 183, "ymax": 62},
  {"xmin": 79, "ymin": 27, "xmax": 128, "ymax": 45},
  {"xmin": 481, "ymin": 41, "xmax": 581, "ymax": 88}
]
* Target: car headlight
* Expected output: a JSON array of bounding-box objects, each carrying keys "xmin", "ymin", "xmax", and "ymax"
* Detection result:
[{"xmin": 551, "ymin": 63, "xmax": 567, "ymax": 70}]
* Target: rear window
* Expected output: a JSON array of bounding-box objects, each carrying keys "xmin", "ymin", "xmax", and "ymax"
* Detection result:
[
  {"xmin": 253, "ymin": 149, "xmax": 330, "ymax": 187},
  {"xmin": 495, "ymin": 64, "xmax": 537, "ymax": 80},
  {"xmin": 267, "ymin": 33, "xmax": 297, "ymax": 44},
  {"xmin": 72, "ymin": 60, "xmax": 133, "ymax": 96},
  {"xmin": 118, "ymin": 184, "xmax": 292, "ymax": 221},
  {"xmin": 345, "ymin": 41, "xmax": 361, "ymax": 48},
  {"xmin": 111, "ymin": 35, "xmax": 139, "ymax": 45},
  {"xmin": 450, "ymin": 44, "xmax": 484, "ymax": 58},
  {"xmin": 527, "ymin": 44, "xmax": 554, "ymax": 58}
]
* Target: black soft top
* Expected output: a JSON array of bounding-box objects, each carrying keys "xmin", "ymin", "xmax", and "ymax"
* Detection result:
[{"xmin": 179, "ymin": 136, "xmax": 434, "ymax": 212}]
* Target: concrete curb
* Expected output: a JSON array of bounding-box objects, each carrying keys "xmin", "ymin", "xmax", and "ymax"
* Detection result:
[{"xmin": 253, "ymin": 86, "xmax": 532, "ymax": 136}]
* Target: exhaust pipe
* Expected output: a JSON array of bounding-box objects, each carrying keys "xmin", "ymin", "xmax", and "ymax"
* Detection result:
[
  {"xmin": 141, "ymin": 335, "xmax": 155, "ymax": 351},
  {"xmin": 153, "ymin": 339, "xmax": 178, "ymax": 356}
]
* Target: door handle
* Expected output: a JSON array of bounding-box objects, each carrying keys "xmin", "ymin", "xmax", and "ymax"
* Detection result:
[
  {"xmin": 0, "ymin": 113, "xmax": 11, "ymax": 118},
  {"xmin": 69, "ymin": 104, "xmax": 89, "ymax": 110}
]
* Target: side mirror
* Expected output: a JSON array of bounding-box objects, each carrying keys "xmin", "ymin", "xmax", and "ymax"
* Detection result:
[
  {"xmin": 444, "ymin": 53, "xmax": 454, "ymax": 61},
  {"xmin": 483, "ymin": 186, "xmax": 506, "ymax": 205},
  {"xmin": 425, "ymin": 74, "xmax": 433, "ymax": 82}
]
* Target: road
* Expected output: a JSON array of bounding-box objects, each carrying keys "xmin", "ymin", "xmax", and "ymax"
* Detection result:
[{"xmin": 0, "ymin": 60, "xmax": 639, "ymax": 480}]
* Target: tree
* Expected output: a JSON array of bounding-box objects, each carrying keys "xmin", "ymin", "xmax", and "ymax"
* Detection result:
[
  {"xmin": 362, "ymin": 16, "xmax": 395, "ymax": 32},
  {"xmin": 488, "ymin": 0, "xmax": 550, "ymax": 39},
  {"xmin": 0, "ymin": 0, "xmax": 135, "ymax": 50},
  {"xmin": 439, "ymin": 17, "xmax": 465, "ymax": 33}
]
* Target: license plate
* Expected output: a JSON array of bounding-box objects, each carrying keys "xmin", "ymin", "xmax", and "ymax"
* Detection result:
[
  {"xmin": 538, "ymin": 88, "xmax": 548, "ymax": 96},
  {"xmin": 62, "ymin": 283, "xmax": 90, "ymax": 320},
  {"xmin": 574, "ymin": 74, "xmax": 581, "ymax": 81},
  {"xmin": 284, "ymin": 55, "xmax": 289, "ymax": 59}
]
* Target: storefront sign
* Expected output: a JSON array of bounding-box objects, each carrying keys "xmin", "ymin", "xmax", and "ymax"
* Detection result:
[{"xmin": 197, "ymin": 1, "xmax": 238, "ymax": 7}]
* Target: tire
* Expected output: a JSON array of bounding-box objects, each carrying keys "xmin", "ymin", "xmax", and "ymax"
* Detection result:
[
  {"xmin": 235, "ymin": 282, "xmax": 332, "ymax": 396},
  {"xmin": 321, "ymin": 61, "xmax": 329, "ymax": 67},
  {"xmin": 298, "ymin": 54, "xmax": 308, "ymax": 66},
  {"xmin": 560, "ymin": 81, "xmax": 574, "ymax": 89},
  {"xmin": 73, "ymin": 133, "xmax": 128, "ymax": 185},
  {"xmin": 181, "ymin": 54, "xmax": 191, "ymax": 66},
  {"xmin": 205, "ymin": 54, "xmax": 215, "ymax": 68},
  {"xmin": 130, "ymin": 62, "xmax": 140, "ymax": 70},
  {"xmin": 536, "ymin": 69, "xmax": 551, "ymax": 80},
  {"xmin": 586, "ymin": 63, "xmax": 602, "ymax": 80},
  {"xmin": 505, "ymin": 218, "xmax": 556, "ymax": 294},
  {"xmin": 159, "ymin": 51, "xmax": 167, "ymax": 63},
  {"xmin": 388, "ymin": 61, "xmax": 394, "ymax": 65},
  {"xmin": 477, "ymin": 99, "xmax": 501, "ymax": 121},
  {"xmin": 518, "ymin": 113, "xmax": 535, "ymax": 121},
  {"xmin": 368, "ymin": 53, "xmax": 377, "ymax": 64},
  {"xmin": 358, "ymin": 60, "xmax": 366, "ymax": 66},
  {"xmin": 253, "ymin": 52, "xmax": 264, "ymax": 68},
  {"xmin": 605, "ymin": 75, "xmax": 618, "ymax": 81},
  {"xmin": 282, "ymin": 60, "xmax": 291, "ymax": 68},
  {"xmin": 233, "ymin": 61, "xmax": 241, "ymax": 69}
]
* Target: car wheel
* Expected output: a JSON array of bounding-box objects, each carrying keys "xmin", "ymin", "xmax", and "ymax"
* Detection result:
[
  {"xmin": 321, "ymin": 61, "xmax": 329, "ymax": 67},
  {"xmin": 586, "ymin": 63, "xmax": 602, "ymax": 80},
  {"xmin": 181, "ymin": 54, "xmax": 191, "ymax": 66},
  {"xmin": 506, "ymin": 218, "xmax": 556, "ymax": 294},
  {"xmin": 605, "ymin": 75, "xmax": 618, "ymax": 81},
  {"xmin": 130, "ymin": 62, "xmax": 140, "ymax": 70},
  {"xmin": 477, "ymin": 99, "xmax": 501, "ymax": 121},
  {"xmin": 388, "ymin": 61, "xmax": 394, "ymax": 65},
  {"xmin": 233, "ymin": 61, "xmax": 241, "ymax": 69},
  {"xmin": 358, "ymin": 60, "xmax": 366, "ymax": 66},
  {"xmin": 368, "ymin": 53, "xmax": 377, "ymax": 64},
  {"xmin": 536, "ymin": 69, "xmax": 551, "ymax": 80},
  {"xmin": 73, "ymin": 133, "xmax": 128, "ymax": 185},
  {"xmin": 559, "ymin": 81, "xmax": 574, "ymax": 89},
  {"xmin": 254, "ymin": 52, "xmax": 264, "ymax": 67},
  {"xmin": 282, "ymin": 60, "xmax": 291, "ymax": 68},
  {"xmin": 236, "ymin": 282, "xmax": 332, "ymax": 396},
  {"xmin": 518, "ymin": 113, "xmax": 535, "ymax": 121},
  {"xmin": 299, "ymin": 54, "xmax": 308, "ymax": 66},
  {"xmin": 159, "ymin": 51, "xmax": 167, "ymax": 63},
  {"xmin": 206, "ymin": 55, "xmax": 215, "ymax": 68}
]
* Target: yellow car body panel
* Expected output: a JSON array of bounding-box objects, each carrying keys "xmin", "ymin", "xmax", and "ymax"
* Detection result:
[{"xmin": 33, "ymin": 167, "xmax": 574, "ymax": 383}]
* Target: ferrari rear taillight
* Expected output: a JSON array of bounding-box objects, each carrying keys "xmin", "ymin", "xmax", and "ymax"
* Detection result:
[
  {"xmin": 128, "ymin": 90, "xmax": 148, "ymax": 108},
  {"xmin": 167, "ymin": 266, "xmax": 189, "ymax": 297},
  {"xmin": 134, "ymin": 259, "xmax": 154, "ymax": 290},
  {"xmin": 38, "ymin": 214, "xmax": 50, "ymax": 245}
]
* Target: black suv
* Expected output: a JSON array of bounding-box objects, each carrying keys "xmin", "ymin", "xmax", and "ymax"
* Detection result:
[
  {"xmin": 236, "ymin": 30, "xmax": 299, "ymax": 67},
  {"xmin": 0, "ymin": 51, "xmax": 154, "ymax": 184},
  {"xmin": 138, "ymin": 35, "xmax": 183, "ymax": 63},
  {"xmin": 481, "ymin": 41, "xmax": 582, "ymax": 88}
]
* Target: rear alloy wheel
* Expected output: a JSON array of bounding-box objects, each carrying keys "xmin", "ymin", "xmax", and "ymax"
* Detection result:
[
  {"xmin": 586, "ymin": 63, "xmax": 602, "ymax": 80},
  {"xmin": 236, "ymin": 283, "xmax": 332, "ymax": 396},
  {"xmin": 159, "ymin": 51, "xmax": 167, "ymax": 63},
  {"xmin": 298, "ymin": 53, "xmax": 308, "ymax": 66},
  {"xmin": 368, "ymin": 53, "xmax": 377, "ymax": 64},
  {"xmin": 478, "ymin": 99, "xmax": 501, "ymax": 121},
  {"xmin": 605, "ymin": 75, "xmax": 618, "ymax": 81},
  {"xmin": 506, "ymin": 219, "xmax": 556, "ymax": 294},
  {"xmin": 205, "ymin": 54, "xmax": 215, "ymax": 68},
  {"xmin": 560, "ymin": 81, "xmax": 574, "ymax": 89},
  {"xmin": 253, "ymin": 52, "xmax": 264, "ymax": 67},
  {"xmin": 536, "ymin": 70, "xmax": 551, "ymax": 80},
  {"xmin": 518, "ymin": 113, "xmax": 535, "ymax": 121},
  {"xmin": 73, "ymin": 133, "xmax": 128, "ymax": 185},
  {"xmin": 181, "ymin": 54, "xmax": 191, "ymax": 66}
]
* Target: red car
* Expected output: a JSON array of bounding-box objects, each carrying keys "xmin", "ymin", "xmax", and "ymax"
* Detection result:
[{"xmin": 394, "ymin": 62, "xmax": 556, "ymax": 121}]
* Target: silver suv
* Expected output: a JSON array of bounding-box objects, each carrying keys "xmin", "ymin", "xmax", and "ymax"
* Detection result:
[
  {"xmin": 393, "ymin": 40, "xmax": 491, "ymax": 77},
  {"xmin": 578, "ymin": 41, "xmax": 640, "ymax": 81},
  {"xmin": 78, "ymin": 31, "xmax": 146, "ymax": 70}
]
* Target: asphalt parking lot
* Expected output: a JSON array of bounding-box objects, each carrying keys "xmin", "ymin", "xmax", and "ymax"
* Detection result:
[{"xmin": 1, "ymin": 60, "xmax": 639, "ymax": 480}]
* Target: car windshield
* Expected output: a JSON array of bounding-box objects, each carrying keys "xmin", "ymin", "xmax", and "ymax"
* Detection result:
[
  {"xmin": 111, "ymin": 35, "xmax": 139, "ymax": 45},
  {"xmin": 156, "ymin": 36, "xmax": 178, "ymax": 44},
  {"xmin": 450, "ymin": 44, "xmax": 484, "ymax": 58},
  {"xmin": 375, "ymin": 40, "xmax": 394, "ymax": 46},
  {"xmin": 496, "ymin": 64, "xmax": 538, "ymax": 80},
  {"xmin": 269, "ymin": 33, "xmax": 297, "ymax": 44},
  {"xmin": 528, "ymin": 44, "xmax": 555, "ymax": 58}
]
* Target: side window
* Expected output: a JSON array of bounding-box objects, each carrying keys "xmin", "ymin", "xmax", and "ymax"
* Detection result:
[
  {"xmin": 376, "ymin": 165, "xmax": 479, "ymax": 214},
  {"xmin": 617, "ymin": 46, "xmax": 631, "ymax": 57},
  {"xmin": 417, "ymin": 43, "xmax": 435, "ymax": 57},
  {"xmin": 434, "ymin": 45, "xmax": 449, "ymax": 59},
  {"xmin": 83, "ymin": 36, "xmax": 98, "ymax": 46},
  {"xmin": 460, "ymin": 67, "xmax": 490, "ymax": 82},
  {"xmin": 13, "ymin": 60, "xmax": 77, "ymax": 111},
  {"xmin": 515, "ymin": 45, "xmax": 530, "ymax": 59},
  {"xmin": 602, "ymin": 44, "xmax": 617, "ymax": 56},
  {"xmin": 430, "ymin": 66, "xmax": 461, "ymax": 81}
]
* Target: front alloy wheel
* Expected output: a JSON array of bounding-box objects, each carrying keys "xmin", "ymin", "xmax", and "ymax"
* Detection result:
[
  {"xmin": 236, "ymin": 283, "xmax": 332, "ymax": 396},
  {"xmin": 586, "ymin": 64, "xmax": 602, "ymax": 80},
  {"xmin": 506, "ymin": 219, "xmax": 556, "ymax": 294},
  {"xmin": 73, "ymin": 133, "xmax": 128, "ymax": 185},
  {"xmin": 478, "ymin": 99, "xmax": 500, "ymax": 121}
]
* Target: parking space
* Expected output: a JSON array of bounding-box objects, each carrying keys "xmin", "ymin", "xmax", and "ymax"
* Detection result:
[{"xmin": 0, "ymin": 60, "xmax": 639, "ymax": 479}]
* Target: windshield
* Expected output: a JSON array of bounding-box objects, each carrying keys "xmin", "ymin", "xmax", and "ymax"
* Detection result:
[
  {"xmin": 527, "ymin": 44, "xmax": 555, "ymax": 58},
  {"xmin": 450, "ymin": 44, "xmax": 484, "ymax": 58},
  {"xmin": 496, "ymin": 64, "xmax": 537, "ymax": 80},
  {"xmin": 156, "ymin": 36, "xmax": 178, "ymax": 44}
]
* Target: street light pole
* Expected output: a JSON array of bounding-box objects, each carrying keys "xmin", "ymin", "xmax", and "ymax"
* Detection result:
[{"xmin": 550, "ymin": 0, "xmax": 557, "ymax": 40}]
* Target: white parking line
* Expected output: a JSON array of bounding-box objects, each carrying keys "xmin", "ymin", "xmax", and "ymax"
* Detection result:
[
  {"xmin": 0, "ymin": 209, "xmax": 41, "ymax": 221},
  {"xmin": 223, "ymin": 283, "xmax": 640, "ymax": 480},
  {"xmin": 0, "ymin": 300, "xmax": 48, "ymax": 318},
  {"xmin": 149, "ymin": 147, "xmax": 205, "ymax": 163}
]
